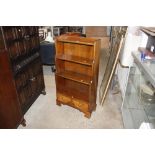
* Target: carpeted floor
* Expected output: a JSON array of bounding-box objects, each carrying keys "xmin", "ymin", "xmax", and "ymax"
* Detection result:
[{"xmin": 18, "ymin": 49, "xmax": 124, "ymax": 129}]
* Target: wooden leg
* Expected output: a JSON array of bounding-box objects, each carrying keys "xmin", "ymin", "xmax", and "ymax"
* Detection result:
[
  {"xmin": 51, "ymin": 65, "xmax": 56, "ymax": 72},
  {"xmin": 89, "ymin": 104, "xmax": 96, "ymax": 112},
  {"xmin": 84, "ymin": 112, "xmax": 91, "ymax": 118},
  {"xmin": 56, "ymin": 100, "xmax": 61, "ymax": 106},
  {"xmin": 94, "ymin": 106, "xmax": 96, "ymax": 111},
  {"xmin": 41, "ymin": 89, "xmax": 46, "ymax": 95},
  {"xmin": 21, "ymin": 118, "xmax": 26, "ymax": 127},
  {"xmin": 92, "ymin": 104, "xmax": 97, "ymax": 111}
]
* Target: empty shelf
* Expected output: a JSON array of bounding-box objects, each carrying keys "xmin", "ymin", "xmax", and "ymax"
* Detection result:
[
  {"xmin": 56, "ymin": 54, "xmax": 94, "ymax": 66},
  {"xmin": 56, "ymin": 70, "xmax": 92, "ymax": 85}
]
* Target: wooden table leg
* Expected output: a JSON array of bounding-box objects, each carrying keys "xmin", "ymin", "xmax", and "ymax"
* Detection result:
[{"xmin": 56, "ymin": 100, "xmax": 61, "ymax": 106}]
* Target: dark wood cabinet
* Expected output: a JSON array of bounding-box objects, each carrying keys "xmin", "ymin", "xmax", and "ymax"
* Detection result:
[
  {"xmin": 55, "ymin": 35, "xmax": 100, "ymax": 118},
  {"xmin": 0, "ymin": 50, "xmax": 22, "ymax": 129},
  {"xmin": 0, "ymin": 26, "xmax": 45, "ymax": 128}
]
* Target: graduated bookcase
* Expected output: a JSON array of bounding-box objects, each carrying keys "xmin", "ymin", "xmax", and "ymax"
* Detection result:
[{"xmin": 55, "ymin": 35, "xmax": 101, "ymax": 118}]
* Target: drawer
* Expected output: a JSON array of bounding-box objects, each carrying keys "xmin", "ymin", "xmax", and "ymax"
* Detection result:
[
  {"xmin": 57, "ymin": 93, "xmax": 89, "ymax": 112},
  {"xmin": 57, "ymin": 93, "xmax": 88, "ymax": 112},
  {"xmin": 57, "ymin": 93, "xmax": 71, "ymax": 103},
  {"xmin": 72, "ymin": 98, "xmax": 88, "ymax": 112}
]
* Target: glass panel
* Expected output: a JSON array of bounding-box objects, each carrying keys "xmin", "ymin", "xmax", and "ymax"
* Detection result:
[
  {"xmin": 122, "ymin": 60, "xmax": 155, "ymax": 128},
  {"xmin": 123, "ymin": 65, "xmax": 142, "ymax": 110},
  {"xmin": 122, "ymin": 108, "xmax": 134, "ymax": 129},
  {"xmin": 130, "ymin": 109, "xmax": 149, "ymax": 129}
]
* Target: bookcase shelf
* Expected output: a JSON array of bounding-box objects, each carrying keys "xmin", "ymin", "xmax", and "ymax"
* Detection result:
[
  {"xmin": 56, "ymin": 54, "xmax": 94, "ymax": 66},
  {"xmin": 55, "ymin": 35, "xmax": 101, "ymax": 118},
  {"xmin": 56, "ymin": 76, "xmax": 90, "ymax": 102},
  {"xmin": 56, "ymin": 36, "xmax": 96, "ymax": 45},
  {"xmin": 56, "ymin": 70, "xmax": 92, "ymax": 85}
]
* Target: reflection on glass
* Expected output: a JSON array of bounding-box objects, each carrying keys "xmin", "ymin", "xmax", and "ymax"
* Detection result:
[{"xmin": 122, "ymin": 61, "xmax": 155, "ymax": 128}]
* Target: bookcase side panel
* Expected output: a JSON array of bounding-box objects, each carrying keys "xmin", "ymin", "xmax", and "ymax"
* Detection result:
[{"xmin": 63, "ymin": 42, "xmax": 94, "ymax": 60}]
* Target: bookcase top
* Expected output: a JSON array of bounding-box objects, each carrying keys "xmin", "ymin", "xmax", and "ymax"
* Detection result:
[{"xmin": 56, "ymin": 35, "xmax": 100, "ymax": 45}]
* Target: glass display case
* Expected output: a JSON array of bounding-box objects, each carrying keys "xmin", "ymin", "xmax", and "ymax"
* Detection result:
[{"xmin": 122, "ymin": 52, "xmax": 155, "ymax": 129}]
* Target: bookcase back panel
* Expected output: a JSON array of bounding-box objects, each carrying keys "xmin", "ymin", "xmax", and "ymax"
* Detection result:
[
  {"xmin": 56, "ymin": 76, "xmax": 89, "ymax": 102},
  {"xmin": 63, "ymin": 43, "xmax": 94, "ymax": 59},
  {"xmin": 64, "ymin": 61, "xmax": 92, "ymax": 76},
  {"xmin": 56, "ymin": 59, "xmax": 92, "ymax": 76}
]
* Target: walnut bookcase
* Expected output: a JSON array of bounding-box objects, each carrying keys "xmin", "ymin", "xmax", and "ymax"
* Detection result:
[{"xmin": 55, "ymin": 36, "xmax": 100, "ymax": 118}]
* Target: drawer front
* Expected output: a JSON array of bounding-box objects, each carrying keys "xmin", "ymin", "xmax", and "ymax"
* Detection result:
[
  {"xmin": 72, "ymin": 98, "xmax": 88, "ymax": 112},
  {"xmin": 57, "ymin": 93, "xmax": 71, "ymax": 103},
  {"xmin": 57, "ymin": 93, "xmax": 89, "ymax": 112}
]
